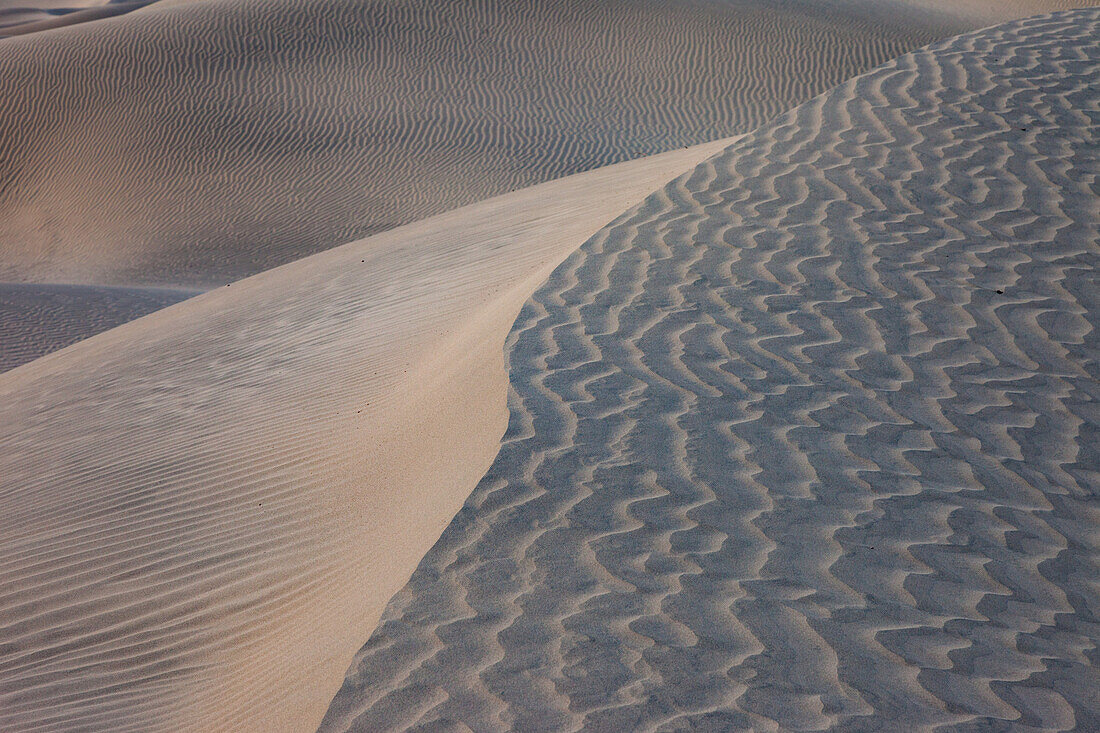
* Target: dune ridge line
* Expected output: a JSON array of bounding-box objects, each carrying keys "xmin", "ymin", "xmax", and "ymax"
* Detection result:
[
  {"xmin": 320, "ymin": 10, "xmax": 1100, "ymax": 731},
  {"xmin": 0, "ymin": 139, "xmax": 736, "ymax": 732}
]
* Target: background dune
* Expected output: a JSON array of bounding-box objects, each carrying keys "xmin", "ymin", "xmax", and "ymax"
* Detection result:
[
  {"xmin": 322, "ymin": 9, "xmax": 1100, "ymax": 731},
  {"xmin": 0, "ymin": 1, "xmax": 163, "ymax": 38},
  {"xmin": 0, "ymin": 283, "xmax": 195, "ymax": 371},
  {"xmin": 0, "ymin": 0, "xmax": 1087, "ymax": 291},
  {"xmin": 0, "ymin": 138, "xmax": 734, "ymax": 732},
  {"xmin": 1, "ymin": 0, "xmax": 1092, "ymax": 374}
]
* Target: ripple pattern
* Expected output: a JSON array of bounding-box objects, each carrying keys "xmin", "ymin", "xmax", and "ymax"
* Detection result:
[
  {"xmin": 0, "ymin": 283, "xmax": 194, "ymax": 372},
  {"xmin": 322, "ymin": 10, "xmax": 1100, "ymax": 731},
  {"xmin": 0, "ymin": 0, "xmax": 997, "ymax": 287}
]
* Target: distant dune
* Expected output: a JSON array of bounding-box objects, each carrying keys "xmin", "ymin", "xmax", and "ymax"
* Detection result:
[
  {"xmin": 0, "ymin": 0, "xmax": 1082, "ymax": 291},
  {"xmin": 0, "ymin": 1, "xmax": 163, "ymax": 38},
  {"xmin": 0, "ymin": 139, "xmax": 735, "ymax": 732},
  {"xmin": 0, "ymin": 283, "xmax": 195, "ymax": 371},
  {"xmin": 321, "ymin": 9, "xmax": 1100, "ymax": 731}
]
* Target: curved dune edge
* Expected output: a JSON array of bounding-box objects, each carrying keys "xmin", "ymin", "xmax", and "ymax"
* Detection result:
[
  {"xmin": 0, "ymin": 138, "xmax": 735, "ymax": 732},
  {"xmin": 2, "ymin": 0, "xmax": 1084, "ymax": 289},
  {"xmin": 0, "ymin": 2, "xmax": 163, "ymax": 38},
  {"xmin": 321, "ymin": 10, "xmax": 1100, "ymax": 731}
]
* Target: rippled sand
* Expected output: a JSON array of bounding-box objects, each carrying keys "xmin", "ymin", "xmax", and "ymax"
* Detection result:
[{"xmin": 322, "ymin": 10, "xmax": 1100, "ymax": 731}]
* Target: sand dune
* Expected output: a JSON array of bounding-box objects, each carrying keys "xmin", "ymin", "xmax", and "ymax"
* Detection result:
[
  {"xmin": 0, "ymin": 283, "xmax": 194, "ymax": 372},
  {"xmin": 321, "ymin": 10, "xmax": 1100, "ymax": 731},
  {"xmin": 0, "ymin": 0, "xmax": 1083, "ymax": 291},
  {"xmin": 0, "ymin": 1, "xmax": 163, "ymax": 38},
  {"xmin": 2, "ymin": 0, "xmax": 1091, "ymax": 374},
  {"xmin": 0, "ymin": 138, "xmax": 735, "ymax": 732}
]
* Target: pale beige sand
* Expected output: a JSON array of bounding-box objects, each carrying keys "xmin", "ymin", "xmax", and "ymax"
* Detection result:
[
  {"xmin": 322, "ymin": 10, "xmax": 1100, "ymax": 731},
  {"xmin": 0, "ymin": 0, "xmax": 1085, "ymax": 291},
  {"xmin": 0, "ymin": 138, "xmax": 735, "ymax": 732}
]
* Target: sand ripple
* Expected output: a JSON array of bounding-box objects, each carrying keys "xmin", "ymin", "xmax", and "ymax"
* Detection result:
[
  {"xmin": 0, "ymin": 283, "xmax": 194, "ymax": 372},
  {"xmin": 0, "ymin": 0, "xmax": 1000, "ymax": 287},
  {"xmin": 322, "ymin": 10, "xmax": 1100, "ymax": 731}
]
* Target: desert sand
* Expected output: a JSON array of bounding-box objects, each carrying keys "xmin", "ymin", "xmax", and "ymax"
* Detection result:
[
  {"xmin": 322, "ymin": 10, "xmax": 1100, "ymax": 730},
  {"xmin": 0, "ymin": 0, "xmax": 1086, "ymax": 374},
  {"xmin": 0, "ymin": 1, "xmax": 162, "ymax": 38},
  {"xmin": 0, "ymin": 0, "xmax": 1076, "ymax": 290},
  {"xmin": 0, "ymin": 283, "xmax": 195, "ymax": 371},
  {"xmin": 0, "ymin": 1, "xmax": 1097, "ymax": 732},
  {"xmin": 0, "ymin": 139, "xmax": 736, "ymax": 732}
]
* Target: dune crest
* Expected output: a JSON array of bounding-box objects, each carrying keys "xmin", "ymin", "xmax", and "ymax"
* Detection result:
[
  {"xmin": 0, "ymin": 1, "xmax": 164, "ymax": 38},
  {"xmin": 0, "ymin": 139, "xmax": 735, "ymax": 732},
  {"xmin": 0, "ymin": 0, "xmax": 1076, "ymax": 289},
  {"xmin": 321, "ymin": 10, "xmax": 1100, "ymax": 731}
]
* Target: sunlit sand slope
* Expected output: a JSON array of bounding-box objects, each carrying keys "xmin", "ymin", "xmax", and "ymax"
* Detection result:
[
  {"xmin": 0, "ymin": 0, "xmax": 1055, "ymax": 288},
  {"xmin": 322, "ymin": 10, "xmax": 1100, "ymax": 731},
  {"xmin": 0, "ymin": 139, "xmax": 733, "ymax": 732}
]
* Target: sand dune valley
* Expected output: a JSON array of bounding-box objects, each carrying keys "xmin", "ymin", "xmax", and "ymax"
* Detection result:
[{"xmin": 0, "ymin": 1, "xmax": 1098, "ymax": 731}]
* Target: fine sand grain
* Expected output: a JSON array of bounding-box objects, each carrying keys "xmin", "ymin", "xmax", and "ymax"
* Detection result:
[
  {"xmin": 0, "ymin": 139, "xmax": 734, "ymax": 732},
  {"xmin": 0, "ymin": 0, "xmax": 1079, "ymax": 289},
  {"xmin": 321, "ymin": 10, "xmax": 1100, "ymax": 731}
]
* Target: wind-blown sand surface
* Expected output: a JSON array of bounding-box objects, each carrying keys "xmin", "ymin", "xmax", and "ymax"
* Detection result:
[
  {"xmin": 0, "ymin": 0, "xmax": 1083, "ymax": 290},
  {"xmin": 321, "ymin": 10, "xmax": 1100, "ymax": 731},
  {"xmin": 0, "ymin": 139, "xmax": 735, "ymax": 732}
]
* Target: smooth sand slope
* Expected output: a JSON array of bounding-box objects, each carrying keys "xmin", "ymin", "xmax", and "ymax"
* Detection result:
[
  {"xmin": 0, "ymin": 0, "xmax": 1084, "ymax": 291},
  {"xmin": 0, "ymin": 138, "xmax": 736, "ymax": 732},
  {"xmin": 321, "ymin": 10, "xmax": 1100, "ymax": 731}
]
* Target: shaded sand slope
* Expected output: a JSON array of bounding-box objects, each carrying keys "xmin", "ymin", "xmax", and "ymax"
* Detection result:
[
  {"xmin": 0, "ymin": 283, "xmax": 195, "ymax": 372},
  {"xmin": 322, "ymin": 10, "xmax": 1100, "ymax": 731},
  {"xmin": 0, "ymin": 139, "xmax": 734, "ymax": 732},
  {"xmin": 0, "ymin": 0, "xmax": 1079, "ymax": 288}
]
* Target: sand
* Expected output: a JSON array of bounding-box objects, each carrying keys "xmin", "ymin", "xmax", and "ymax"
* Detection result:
[
  {"xmin": 0, "ymin": 1, "xmax": 162, "ymax": 38},
  {"xmin": 3, "ymin": 0, "xmax": 1093, "ymax": 379},
  {"xmin": 320, "ymin": 9, "xmax": 1100, "ymax": 731},
  {"xmin": 0, "ymin": 138, "xmax": 735, "ymax": 732},
  {"xmin": 1, "ymin": 2, "xmax": 1097, "ymax": 732},
  {"xmin": 0, "ymin": 283, "xmax": 195, "ymax": 372},
  {"xmin": 0, "ymin": 0, "xmax": 1081, "ymax": 291}
]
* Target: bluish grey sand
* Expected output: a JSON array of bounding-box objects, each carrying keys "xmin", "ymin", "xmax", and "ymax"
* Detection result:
[
  {"xmin": 321, "ymin": 10, "xmax": 1100, "ymax": 731},
  {"xmin": 0, "ymin": 283, "xmax": 194, "ymax": 372}
]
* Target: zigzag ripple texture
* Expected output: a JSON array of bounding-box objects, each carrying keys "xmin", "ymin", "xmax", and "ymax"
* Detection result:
[{"xmin": 322, "ymin": 10, "xmax": 1100, "ymax": 731}]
